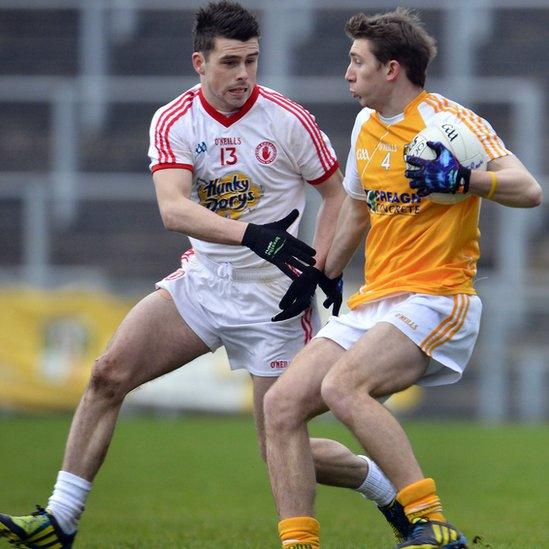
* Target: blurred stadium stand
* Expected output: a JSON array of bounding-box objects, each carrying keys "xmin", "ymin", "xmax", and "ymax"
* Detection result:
[{"xmin": 0, "ymin": 0, "xmax": 547, "ymax": 421}]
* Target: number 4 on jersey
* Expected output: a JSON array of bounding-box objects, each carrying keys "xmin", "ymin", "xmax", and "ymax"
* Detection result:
[{"xmin": 221, "ymin": 147, "xmax": 237, "ymax": 166}]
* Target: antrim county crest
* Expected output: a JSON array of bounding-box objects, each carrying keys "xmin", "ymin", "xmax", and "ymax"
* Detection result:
[{"xmin": 197, "ymin": 171, "xmax": 263, "ymax": 219}]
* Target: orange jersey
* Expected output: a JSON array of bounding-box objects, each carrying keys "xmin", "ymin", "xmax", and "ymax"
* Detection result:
[{"xmin": 343, "ymin": 91, "xmax": 510, "ymax": 309}]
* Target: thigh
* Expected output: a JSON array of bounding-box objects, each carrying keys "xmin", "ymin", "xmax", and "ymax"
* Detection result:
[
  {"xmin": 104, "ymin": 290, "xmax": 210, "ymax": 390},
  {"xmin": 330, "ymin": 321, "xmax": 429, "ymax": 398},
  {"xmin": 386, "ymin": 293, "xmax": 482, "ymax": 386},
  {"xmin": 156, "ymin": 254, "xmax": 223, "ymax": 351}
]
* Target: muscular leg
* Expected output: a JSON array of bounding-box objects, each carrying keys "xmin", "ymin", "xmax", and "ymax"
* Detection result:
[
  {"xmin": 263, "ymin": 338, "xmax": 345, "ymax": 519},
  {"xmin": 251, "ymin": 375, "xmax": 368, "ymax": 489},
  {"xmin": 62, "ymin": 291, "xmax": 210, "ymax": 481},
  {"xmin": 251, "ymin": 375, "xmax": 278, "ymax": 462},
  {"xmin": 320, "ymin": 322, "xmax": 429, "ymax": 490},
  {"xmin": 310, "ymin": 438, "xmax": 367, "ymax": 488}
]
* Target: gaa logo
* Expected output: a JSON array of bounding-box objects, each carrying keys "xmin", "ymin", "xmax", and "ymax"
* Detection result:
[{"xmin": 255, "ymin": 141, "xmax": 277, "ymax": 165}]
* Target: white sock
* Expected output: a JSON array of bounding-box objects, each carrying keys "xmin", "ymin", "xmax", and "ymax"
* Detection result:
[
  {"xmin": 355, "ymin": 455, "xmax": 396, "ymax": 507},
  {"xmin": 47, "ymin": 470, "xmax": 92, "ymax": 534}
]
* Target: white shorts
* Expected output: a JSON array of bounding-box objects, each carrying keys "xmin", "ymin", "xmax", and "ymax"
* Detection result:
[
  {"xmin": 315, "ymin": 292, "xmax": 482, "ymax": 386},
  {"xmin": 156, "ymin": 250, "xmax": 319, "ymax": 377}
]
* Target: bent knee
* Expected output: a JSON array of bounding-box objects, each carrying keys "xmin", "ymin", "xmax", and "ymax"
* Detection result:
[
  {"xmin": 89, "ymin": 352, "xmax": 131, "ymax": 401},
  {"xmin": 263, "ymin": 383, "xmax": 310, "ymax": 433},
  {"xmin": 320, "ymin": 373, "xmax": 362, "ymax": 415}
]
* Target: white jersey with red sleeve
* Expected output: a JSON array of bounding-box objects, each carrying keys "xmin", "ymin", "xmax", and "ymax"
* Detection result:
[{"xmin": 148, "ymin": 84, "xmax": 339, "ymax": 269}]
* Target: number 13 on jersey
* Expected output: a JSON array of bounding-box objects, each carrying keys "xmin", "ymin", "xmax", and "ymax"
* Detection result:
[{"xmin": 221, "ymin": 147, "xmax": 238, "ymax": 166}]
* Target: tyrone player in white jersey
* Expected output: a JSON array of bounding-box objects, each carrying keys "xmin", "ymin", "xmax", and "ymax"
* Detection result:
[{"xmin": 0, "ymin": 3, "xmax": 410, "ymax": 547}]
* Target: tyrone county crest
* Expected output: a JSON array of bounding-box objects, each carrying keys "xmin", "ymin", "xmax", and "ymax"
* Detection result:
[{"xmin": 255, "ymin": 141, "xmax": 277, "ymax": 165}]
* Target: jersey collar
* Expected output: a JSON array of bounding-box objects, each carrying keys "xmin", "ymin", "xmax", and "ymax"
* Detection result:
[
  {"xmin": 199, "ymin": 85, "xmax": 260, "ymax": 127},
  {"xmin": 374, "ymin": 90, "xmax": 428, "ymax": 126},
  {"xmin": 403, "ymin": 89, "xmax": 428, "ymax": 115}
]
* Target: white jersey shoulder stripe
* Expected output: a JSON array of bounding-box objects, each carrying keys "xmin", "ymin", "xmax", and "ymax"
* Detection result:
[
  {"xmin": 259, "ymin": 87, "xmax": 336, "ymax": 171},
  {"xmin": 155, "ymin": 90, "xmax": 197, "ymax": 164},
  {"xmin": 258, "ymin": 87, "xmax": 336, "ymax": 172},
  {"xmin": 154, "ymin": 89, "xmax": 198, "ymax": 164}
]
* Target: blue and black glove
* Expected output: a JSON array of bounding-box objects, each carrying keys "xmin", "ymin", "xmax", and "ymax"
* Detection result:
[
  {"xmin": 242, "ymin": 209, "xmax": 316, "ymax": 280},
  {"xmin": 405, "ymin": 141, "xmax": 470, "ymax": 196},
  {"xmin": 272, "ymin": 266, "xmax": 342, "ymax": 322}
]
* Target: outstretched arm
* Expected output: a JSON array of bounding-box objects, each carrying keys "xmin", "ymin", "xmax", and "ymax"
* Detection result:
[{"xmin": 153, "ymin": 168, "xmax": 316, "ymax": 277}]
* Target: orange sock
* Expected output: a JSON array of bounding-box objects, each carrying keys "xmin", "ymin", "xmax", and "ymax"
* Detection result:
[
  {"xmin": 278, "ymin": 516, "xmax": 320, "ymax": 549},
  {"xmin": 397, "ymin": 478, "xmax": 446, "ymax": 522}
]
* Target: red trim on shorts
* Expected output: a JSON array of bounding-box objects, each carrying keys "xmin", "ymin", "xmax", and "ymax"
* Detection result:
[
  {"xmin": 151, "ymin": 163, "xmax": 193, "ymax": 173},
  {"xmin": 300, "ymin": 306, "xmax": 313, "ymax": 344},
  {"xmin": 162, "ymin": 249, "xmax": 195, "ymax": 282},
  {"xmin": 180, "ymin": 248, "xmax": 195, "ymax": 263},
  {"xmin": 199, "ymin": 85, "xmax": 259, "ymax": 127}
]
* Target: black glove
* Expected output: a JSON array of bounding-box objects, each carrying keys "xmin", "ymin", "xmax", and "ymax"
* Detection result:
[
  {"xmin": 318, "ymin": 273, "xmax": 343, "ymax": 317},
  {"xmin": 271, "ymin": 266, "xmax": 321, "ymax": 322},
  {"xmin": 272, "ymin": 267, "xmax": 343, "ymax": 322},
  {"xmin": 242, "ymin": 209, "xmax": 316, "ymax": 279}
]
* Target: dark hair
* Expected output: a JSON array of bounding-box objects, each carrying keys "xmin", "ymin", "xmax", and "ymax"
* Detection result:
[
  {"xmin": 345, "ymin": 8, "xmax": 437, "ymax": 87},
  {"xmin": 193, "ymin": 1, "xmax": 260, "ymax": 55}
]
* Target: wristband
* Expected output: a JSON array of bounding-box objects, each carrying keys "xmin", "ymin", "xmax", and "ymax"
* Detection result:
[{"xmin": 485, "ymin": 171, "xmax": 498, "ymax": 200}]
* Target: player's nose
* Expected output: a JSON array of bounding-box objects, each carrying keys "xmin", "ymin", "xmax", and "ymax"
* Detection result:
[
  {"xmin": 236, "ymin": 63, "xmax": 249, "ymax": 81},
  {"xmin": 345, "ymin": 64, "xmax": 354, "ymax": 81}
]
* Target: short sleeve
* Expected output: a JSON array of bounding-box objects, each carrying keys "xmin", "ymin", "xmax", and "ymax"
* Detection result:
[
  {"xmin": 148, "ymin": 95, "xmax": 195, "ymax": 173},
  {"xmin": 342, "ymin": 109, "xmax": 373, "ymax": 200},
  {"xmin": 283, "ymin": 100, "xmax": 339, "ymax": 185}
]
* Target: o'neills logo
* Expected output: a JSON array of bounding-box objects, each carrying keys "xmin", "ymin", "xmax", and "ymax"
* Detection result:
[
  {"xmin": 255, "ymin": 141, "xmax": 277, "ymax": 164},
  {"xmin": 197, "ymin": 171, "xmax": 262, "ymax": 219},
  {"xmin": 394, "ymin": 313, "xmax": 418, "ymax": 330},
  {"xmin": 270, "ymin": 360, "xmax": 288, "ymax": 369}
]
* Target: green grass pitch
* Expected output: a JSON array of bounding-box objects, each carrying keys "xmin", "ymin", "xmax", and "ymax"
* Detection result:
[{"xmin": 0, "ymin": 415, "xmax": 547, "ymax": 548}]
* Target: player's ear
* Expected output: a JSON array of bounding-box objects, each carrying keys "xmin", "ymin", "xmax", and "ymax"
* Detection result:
[
  {"xmin": 386, "ymin": 60, "xmax": 401, "ymax": 82},
  {"xmin": 192, "ymin": 52, "xmax": 206, "ymax": 76}
]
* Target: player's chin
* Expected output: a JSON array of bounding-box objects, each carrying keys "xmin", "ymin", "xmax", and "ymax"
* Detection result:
[
  {"xmin": 226, "ymin": 89, "xmax": 250, "ymax": 107},
  {"xmin": 350, "ymin": 92, "xmax": 366, "ymax": 106}
]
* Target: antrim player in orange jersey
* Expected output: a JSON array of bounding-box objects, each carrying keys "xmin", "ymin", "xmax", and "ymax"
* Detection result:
[{"xmin": 265, "ymin": 7, "xmax": 542, "ymax": 549}]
